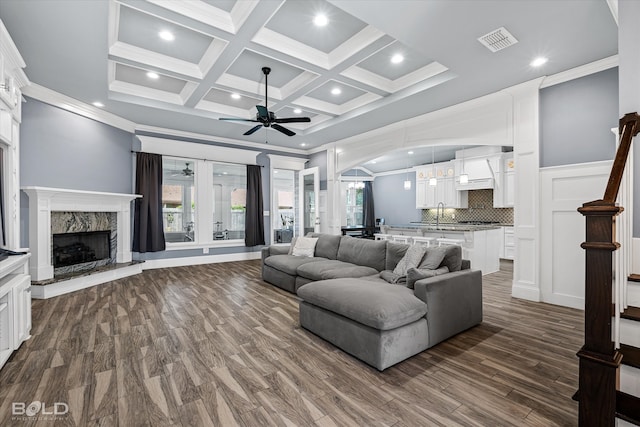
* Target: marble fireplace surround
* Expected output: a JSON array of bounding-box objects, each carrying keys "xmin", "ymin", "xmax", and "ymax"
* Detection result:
[{"xmin": 22, "ymin": 187, "xmax": 141, "ymax": 282}]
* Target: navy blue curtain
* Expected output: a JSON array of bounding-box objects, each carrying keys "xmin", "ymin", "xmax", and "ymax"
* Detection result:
[
  {"xmin": 245, "ymin": 164, "xmax": 265, "ymax": 246},
  {"xmin": 133, "ymin": 152, "xmax": 166, "ymax": 253},
  {"xmin": 363, "ymin": 181, "xmax": 375, "ymax": 228}
]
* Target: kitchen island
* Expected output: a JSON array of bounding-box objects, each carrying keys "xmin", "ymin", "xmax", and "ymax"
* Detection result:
[{"xmin": 382, "ymin": 223, "xmax": 501, "ymax": 275}]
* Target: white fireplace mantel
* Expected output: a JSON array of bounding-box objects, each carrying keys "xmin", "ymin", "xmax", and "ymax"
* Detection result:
[{"xmin": 22, "ymin": 186, "xmax": 141, "ymax": 281}]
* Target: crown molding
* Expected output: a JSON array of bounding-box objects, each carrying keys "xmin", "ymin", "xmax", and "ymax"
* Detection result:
[
  {"xmin": 135, "ymin": 124, "xmax": 309, "ymax": 155},
  {"xmin": 540, "ymin": 55, "xmax": 618, "ymax": 88},
  {"xmin": 22, "ymin": 83, "xmax": 136, "ymax": 132}
]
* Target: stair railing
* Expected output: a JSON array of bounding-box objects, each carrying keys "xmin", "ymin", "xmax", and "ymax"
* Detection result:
[{"xmin": 577, "ymin": 112, "xmax": 640, "ymax": 426}]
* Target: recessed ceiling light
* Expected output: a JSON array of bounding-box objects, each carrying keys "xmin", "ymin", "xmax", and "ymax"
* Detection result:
[
  {"xmin": 336, "ymin": 148, "xmax": 343, "ymax": 153},
  {"xmin": 223, "ymin": 172, "xmax": 228, "ymax": 175},
  {"xmin": 391, "ymin": 54, "xmax": 404, "ymax": 64},
  {"xmin": 408, "ymin": 151, "xmax": 414, "ymax": 155},
  {"xmin": 159, "ymin": 30, "xmax": 175, "ymax": 41},
  {"xmin": 231, "ymin": 93, "xmax": 241, "ymax": 100},
  {"xmin": 371, "ymin": 160, "xmax": 377, "ymax": 164},
  {"xmin": 92, "ymin": 101, "xmax": 104, "ymax": 108},
  {"xmin": 147, "ymin": 72, "xmax": 159, "ymax": 79},
  {"xmin": 331, "ymin": 87, "xmax": 342, "ymax": 95},
  {"xmin": 530, "ymin": 56, "xmax": 548, "ymax": 67},
  {"xmin": 300, "ymin": 143, "xmax": 307, "ymax": 147},
  {"xmin": 313, "ymin": 14, "xmax": 328, "ymax": 26},
  {"xmin": 274, "ymin": 170, "xmax": 279, "ymax": 174},
  {"xmin": 293, "ymin": 108, "xmax": 302, "ymax": 114}
]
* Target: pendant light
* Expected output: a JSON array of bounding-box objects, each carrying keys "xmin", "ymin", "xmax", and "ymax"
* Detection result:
[
  {"xmin": 404, "ymin": 152, "xmax": 411, "ymax": 190},
  {"xmin": 429, "ymin": 146, "xmax": 437, "ymax": 186},
  {"xmin": 459, "ymin": 146, "xmax": 469, "ymax": 184}
]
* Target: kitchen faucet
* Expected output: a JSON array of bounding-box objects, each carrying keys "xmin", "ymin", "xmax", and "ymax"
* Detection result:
[{"xmin": 436, "ymin": 202, "xmax": 445, "ymax": 229}]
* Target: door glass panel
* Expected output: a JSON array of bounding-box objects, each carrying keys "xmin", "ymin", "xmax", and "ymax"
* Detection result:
[{"xmin": 303, "ymin": 173, "xmax": 316, "ymax": 235}]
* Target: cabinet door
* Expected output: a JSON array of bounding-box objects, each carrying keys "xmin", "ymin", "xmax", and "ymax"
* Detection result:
[
  {"xmin": 425, "ymin": 184, "xmax": 437, "ymax": 208},
  {"xmin": 416, "ymin": 180, "xmax": 427, "ymax": 208},
  {"xmin": 0, "ymin": 286, "xmax": 13, "ymax": 368},
  {"xmin": 505, "ymin": 172, "xmax": 515, "ymax": 207},
  {"xmin": 12, "ymin": 275, "xmax": 31, "ymax": 348}
]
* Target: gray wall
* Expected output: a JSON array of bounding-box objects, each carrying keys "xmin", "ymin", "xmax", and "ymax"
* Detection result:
[
  {"xmin": 540, "ymin": 67, "xmax": 618, "ymax": 168},
  {"xmin": 20, "ymin": 98, "xmax": 134, "ymax": 246},
  {"xmin": 372, "ymin": 173, "xmax": 421, "ymax": 225},
  {"xmin": 21, "ymin": 97, "xmax": 134, "ymax": 192},
  {"xmin": 308, "ymin": 150, "xmax": 327, "ymax": 190},
  {"xmin": 620, "ymin": 1, "xmax": 640, "ymax": 237}
]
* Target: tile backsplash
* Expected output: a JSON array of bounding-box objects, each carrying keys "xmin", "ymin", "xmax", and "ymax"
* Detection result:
[{"xmin": 421, "ymin": 189, "xmax": 513, "ymax": 224}]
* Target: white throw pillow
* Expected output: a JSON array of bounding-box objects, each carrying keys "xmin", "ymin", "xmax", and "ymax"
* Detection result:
[{"xmin": 291, "ymin": 236, "xmax": 318, "ymax": 257}]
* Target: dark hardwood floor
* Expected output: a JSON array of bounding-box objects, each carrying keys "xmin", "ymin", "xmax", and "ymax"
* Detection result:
[{"xmin": 0, "ymin": 260, "xmax": 582, "ymax": 426}]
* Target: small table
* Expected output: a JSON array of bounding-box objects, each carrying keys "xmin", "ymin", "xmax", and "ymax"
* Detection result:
[{"xmin": 340, "ymin": 226, "xmax": 380, "ymax": 239}]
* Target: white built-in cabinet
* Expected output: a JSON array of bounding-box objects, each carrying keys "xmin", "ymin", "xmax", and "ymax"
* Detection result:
[
  {"xmin": 0, "ymin": 19, "xmax": 31, "ymax": 371},
  {"xmin": 498, "ymin": 226, "xmax": 515, "ymax": 260},
  {"xmin": 493, "ymin": 155, "xmax": 515, "ymax": 208},
  {"xmin": 415, "ymin": 161, "xmax": 468, "ymax": 209}
]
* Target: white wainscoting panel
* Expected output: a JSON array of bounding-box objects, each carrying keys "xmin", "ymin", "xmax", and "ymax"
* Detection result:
[{"xmin": 539, "ymin": 161, "xmax": 612, "ymax": 309}]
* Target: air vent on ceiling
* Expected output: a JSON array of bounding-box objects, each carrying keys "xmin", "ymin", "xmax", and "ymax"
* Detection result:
[{"xmin": 477, "ymin": 27, "xmax": 518, "ymax": 52}]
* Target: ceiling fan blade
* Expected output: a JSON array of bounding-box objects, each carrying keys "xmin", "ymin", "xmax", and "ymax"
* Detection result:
[
  {"xmin": 243, "ymin": 124, "xmax": 264, "ymax": 136},
  {"xmin": 272, "ymin": 123, "xmax": 296, "ymax": 136},
  {"xmin": 256, "ymin": 105, "xmax": 269, "ymax": 120},
  {"xmin": 274, "ymin": 117, "xmax": 311, "ymax": 123},
  {"xmin": 219, "ymin": 118, "xmax": 259, "ymax": 122}
]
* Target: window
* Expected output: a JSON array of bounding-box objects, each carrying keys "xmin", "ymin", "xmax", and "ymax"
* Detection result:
[
  {"xmin": 272, "ymin": 169, "xmax": 296, "ymax": 243},
  {"xmin": 212, "ymin": 162, "xmax": 246, "ymax": 240},
  {"xmin": 162, "ymin": 158, "xmax": 195, "ymax": 243},
  {"xmin": 345, "ymin": 182, "xmax": 364, "ymax": 227}
]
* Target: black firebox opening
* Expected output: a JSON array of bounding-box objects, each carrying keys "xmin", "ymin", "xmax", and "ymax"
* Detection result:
[{"xmin": 53, "ymin": 231, "xmax": 111, "ymax": 268}]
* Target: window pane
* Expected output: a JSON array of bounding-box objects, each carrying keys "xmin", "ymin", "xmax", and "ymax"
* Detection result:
[
  {"xmin": 162, "ymin": 158, "xmax": 196, "ymax": 243},
  {"xmin": 213, "ymin": 163, "xmax": 246, "ymax": 240},
  {"xmin": 345, "ymin": 183, "xmax": 364, "ymax": 227}
]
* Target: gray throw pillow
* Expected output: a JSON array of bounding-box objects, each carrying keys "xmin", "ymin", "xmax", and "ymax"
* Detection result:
[
  {"xmin": 393, "ymin": 244, "xmax": 426, "ymax": 275},
  {"xmin": 406, "ymin": 266, "xmax": 450, "ymax": 289},
  {"xmin": 418, "ymin": 246, "xmax": 447, "ymax": 270},
  {"xmin": 287, "ymin": 237, "xmax": 298, "ymax": 255},
  {"xmin": 379, "ymin": 270, "xmax": 406, "ymax": 284}
]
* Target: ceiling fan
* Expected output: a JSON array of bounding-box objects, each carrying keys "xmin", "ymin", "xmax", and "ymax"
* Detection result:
[
  {"xmin": 170, "ymin": 162, "xmax": 193, "ymax": 177},
  {"xmin": 219, "ymin": 66, "xmax": 311, "ymax": 137}
]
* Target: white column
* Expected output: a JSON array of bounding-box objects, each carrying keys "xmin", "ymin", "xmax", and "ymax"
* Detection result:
[{"xmin": 504, "ymin": 78, "xmax": 544, "ymax": 301}]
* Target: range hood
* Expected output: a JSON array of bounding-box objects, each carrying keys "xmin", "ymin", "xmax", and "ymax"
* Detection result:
[{"xmin": 456, "ymin": 177, "xmax": 494, "ymax": 190}]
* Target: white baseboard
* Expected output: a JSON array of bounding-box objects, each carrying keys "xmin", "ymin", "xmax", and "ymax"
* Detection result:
[
  {"xmin": 511, "ymin": 280, "xmax": 541, "ymax": 302},
  {"xmin": 140, "ymin": 251, "xmax": 261, "ymax": 270},
  {"xmin": 31, "ymin": 263, "xmax": 143, "ymax": 299}
]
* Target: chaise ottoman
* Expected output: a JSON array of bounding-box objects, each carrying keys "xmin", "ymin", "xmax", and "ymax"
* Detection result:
[{"xmin": 297, "ymin": 278, "xmax": 431, "ymax": 371}]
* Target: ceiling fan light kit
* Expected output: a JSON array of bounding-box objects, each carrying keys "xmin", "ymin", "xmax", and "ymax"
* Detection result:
[{"xmin": 219, "ymin": 67, "xmax": 311, "ymax": 139}]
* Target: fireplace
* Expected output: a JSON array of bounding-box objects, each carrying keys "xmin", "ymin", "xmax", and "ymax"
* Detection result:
[{"xmin": 53, "ymin": 230, "xmax": 112, "ymax": 269}]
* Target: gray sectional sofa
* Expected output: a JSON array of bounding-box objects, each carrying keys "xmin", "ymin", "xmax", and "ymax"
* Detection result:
[{"xmin": 261, "ymin": 233, "xmax": 483, "ymax": 370}]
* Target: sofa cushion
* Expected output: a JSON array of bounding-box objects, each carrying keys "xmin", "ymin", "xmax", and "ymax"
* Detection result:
[
  {"xmin": 306, "ymin": 233, "xmax": 342, "ymax": 260},
  {"xmin": 337, "ymin": 236, "xmax": 387, "ymax": 271},
  {"xmin": 418, "ymin": 247, "xmax": 447, "ymax": 270},
  {"xmin": 290, "ymin": 236, "xmax": 318, "ymax": 257},
  {"xmin": 406, "ymin": 266, "xmax": 450, "ymax": 289},
  {"xmin": 296, "ymin": 260, "xmax": 378, "ymax": 281},
  {"xmin": 385, "ymin": 242, "xmax": 410, "ymax": 271},
  {"xmin": 438, "ymin": 245, "xmax": 463, "ymax": 272},
  {"xmin": 393, "ymin": 244, "xmax": 427, "ymax": 275},
  {"xmin": 297, "ymin": 279, "xmax": 428, "ymax": 331},
  {"xmin": 264, "ymin": 254, "xmax": 328, "ymax": 276}
]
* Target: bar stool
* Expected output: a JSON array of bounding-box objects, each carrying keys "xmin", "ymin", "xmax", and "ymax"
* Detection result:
[
  {"xmin": 412, "ymin": 236, "xmax": 436, "ymax": 248},
  {"xmin": 437, "ymin": 238, "xmax": 465, "ymax": 247},
  {"xmin": 392, "ymin": 235, "xmax": 412, "ymax": 244},
  {"xmin": 374, "ymin": 233, "xmax": 393, "ymax": 241}
]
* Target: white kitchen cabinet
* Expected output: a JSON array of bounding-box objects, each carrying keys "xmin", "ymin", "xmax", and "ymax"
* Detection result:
[
  {"xmin": 503, "ymin": 226, "xmax": 515, "ymax": 260},
  {"xmin": 415, "ymin": 163, "xmax": 467, "ymax": 208},
  {"xmin": 0, "ymin": 254, "xmax": 31, "ymax": 371},
  {"xmin": 493, "ymin": 155, "xmax": 515, "ymax": 208}
]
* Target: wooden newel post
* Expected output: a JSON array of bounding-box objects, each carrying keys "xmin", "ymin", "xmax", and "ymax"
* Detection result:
[
  {"xmin": 577, "ymin": 202, "xmax": 622, "ymax": 426},
  {"xmin": 576, "ymin": 112, "xmax": 640, "ymax": 426}
]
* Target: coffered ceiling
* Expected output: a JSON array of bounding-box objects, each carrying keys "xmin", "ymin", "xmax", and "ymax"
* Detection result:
[{"xmin": 0, "ymin": 0, "xmax": 618, "ymax": 164}]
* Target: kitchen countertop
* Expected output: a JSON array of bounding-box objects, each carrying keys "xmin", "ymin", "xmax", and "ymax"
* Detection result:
[{"xmin": 384, "ymin": 223, "xmax": 504, "ymax": 232}]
